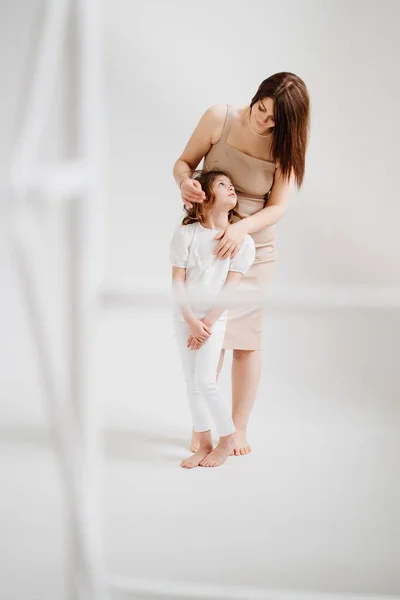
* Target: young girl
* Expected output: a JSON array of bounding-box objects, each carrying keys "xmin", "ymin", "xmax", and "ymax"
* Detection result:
[{"xmin": 170, "ymin": 170, "xmax": 255, "ymax": 469}]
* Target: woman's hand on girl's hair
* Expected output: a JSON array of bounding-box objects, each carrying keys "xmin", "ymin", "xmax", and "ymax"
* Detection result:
[
  {"xmin": 181, "ymin": 178, "xmax": 206, "ymax": 209},
  {"xmin": 213, "ymin": 221, "xmax": 247, "ymax": 260}
]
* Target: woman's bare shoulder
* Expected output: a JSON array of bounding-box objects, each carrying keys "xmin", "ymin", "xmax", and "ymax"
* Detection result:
[
  {"xmin": 208, "ymin": 104, "xmax": 247, "ymax": 143},
  {"xmin": 205, "ymin": 103, "xmax": 228, "ymax": 118},
  {"xmin": 201, "ymin": 104, "xmax": 228, "ymax": 144}
]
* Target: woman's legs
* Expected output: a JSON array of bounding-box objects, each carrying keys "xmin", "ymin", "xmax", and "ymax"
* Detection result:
[
  {"xmin": 191, "ymin": 348, "xmax": 262, "ymax": 456},
  {"xmin": 231, "ymin": 349, "xmax": 262, "ymax": 455}
]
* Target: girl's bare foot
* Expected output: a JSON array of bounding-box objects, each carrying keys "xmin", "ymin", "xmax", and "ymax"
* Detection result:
[
  {"xmin": 232, "ymin": 430, "xmax": 251, "ymax": 456},
  {"xmin": 182, "ymin": 430, "xmax": 213, "ymax": 468},
  {"xmin": 200, "ymin": 433, "xmax": 235, "ymax": 467},
  {"xmin": 190, "ymin": 427, "xmax": 201, "ymax": 453}
]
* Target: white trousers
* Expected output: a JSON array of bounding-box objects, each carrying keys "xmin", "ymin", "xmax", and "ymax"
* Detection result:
[{"xmin": 173, "ymin": 318, "xmax": 235, "ymax": 438}]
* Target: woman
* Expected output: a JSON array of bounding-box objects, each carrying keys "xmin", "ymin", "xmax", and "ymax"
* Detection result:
[{"xmin": 173, "ymin": 72, "xmax": 310, "ymax": 457}]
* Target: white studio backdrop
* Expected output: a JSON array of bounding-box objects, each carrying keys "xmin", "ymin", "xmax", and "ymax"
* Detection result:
[
  {"xmin": 0, "ymin": 1, "xmax": 399, "ymax": 600},
  {"xmin": 1, "ymin": 0, "xmax": 399, "ymax": 421},
  {"xmin": 1, "ymin": 0, "xmax": 398, "ymax": 421},
  {"xmin": 105, "ymin": 0, "xmax": 400, "ymax": 288}
]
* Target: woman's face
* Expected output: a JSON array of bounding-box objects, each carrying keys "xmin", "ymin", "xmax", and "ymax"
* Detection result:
[
  {"xmin": 251, "ymin": 97, "xmax": 275, "ymax": 134},
  {"xmin": 211, "ymin": 175, "xmax": 237, "ymax": 210}
]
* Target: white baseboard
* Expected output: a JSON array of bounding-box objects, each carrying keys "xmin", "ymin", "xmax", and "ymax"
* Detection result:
[{"xmin": 108, "ymin": 575, "xmax": 400, "ymax": 600}]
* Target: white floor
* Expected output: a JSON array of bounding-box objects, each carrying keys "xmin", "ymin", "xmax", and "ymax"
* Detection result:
[{"xmin": 2, "ymin": 302, "xmax": 400, "ymax": 600}]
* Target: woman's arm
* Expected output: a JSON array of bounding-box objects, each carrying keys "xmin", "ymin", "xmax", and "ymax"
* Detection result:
[
  {"xmin": 173, "ymin": 104, "xmax": 227, "ymax": 206},
  {"xmin": 173, "ymin": 103, "xmax": 226, "ymax": 186},
  {"xmin": 240, "ymin": 166, "xmax": 295, "ymax": 234},
  {"xmin": 213, "ymin": 167, "xmax": 295, "ymax": 259}
]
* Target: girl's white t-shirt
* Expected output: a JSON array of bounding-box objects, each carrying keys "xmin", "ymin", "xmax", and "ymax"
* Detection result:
[{"xmin": 170, "ymin": 221, "xmax": 256, "ymax": 319}]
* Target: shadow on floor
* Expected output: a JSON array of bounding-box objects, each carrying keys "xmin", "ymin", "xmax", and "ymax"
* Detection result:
[{"xmin": 0, "ymin": 424, "xmax": 189, "ymax": 466}]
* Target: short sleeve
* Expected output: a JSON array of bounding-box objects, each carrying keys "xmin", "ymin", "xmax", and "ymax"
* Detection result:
[
  {"xmin": 229, "ymin": 234, "xmax": 256, "ymax": 275},
  {"xmin": 169, "ymin": 224, "xmax": 193, "ymax": 268}
]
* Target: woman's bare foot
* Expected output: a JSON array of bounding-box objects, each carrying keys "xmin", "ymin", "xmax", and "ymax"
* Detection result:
[
  {"xmin": 190, "ymin": 427, "xmax": 201, "ymax": 453},
  {"xmin": 182, "ymin": 430, "xmax": 213, "ymax": 468},
  {"xmin": 232, "ymin": 430, "xmax": 251, "ymax": 456},
  {"xmin": 200, "ymin": 433, "xmax": 235, "ymax": 467}
]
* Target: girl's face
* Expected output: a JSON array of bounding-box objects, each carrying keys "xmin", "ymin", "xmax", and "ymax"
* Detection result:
[
  {"xmin": 211, "ymin": 175, "xmax": 237, "ymax": 210},
  {"xmin": 251, "ymin": 97, "xmax": 275, "ymax": 134}
]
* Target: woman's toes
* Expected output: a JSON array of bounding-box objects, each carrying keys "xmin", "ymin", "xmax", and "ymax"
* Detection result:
[
  {"xmin": 233, "ymin": 443, "xmax": 251, "ymax": 456},
  {"xmin": 233, "ymin": 434, "xmax": 252, "ymax": 456}
]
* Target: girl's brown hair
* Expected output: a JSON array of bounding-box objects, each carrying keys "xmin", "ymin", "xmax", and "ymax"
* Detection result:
[
  {"xmin": 250, "ymin": 72, "xmax": 310, "ymax": 187},
  {"xmin": 182, "ymin": 170, "xmax": 242, "ymax": 226}
]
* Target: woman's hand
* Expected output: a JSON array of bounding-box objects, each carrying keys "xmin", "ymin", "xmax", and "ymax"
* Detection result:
[
  {"xmin": 181, "ymin": 178, "xmax": 206, "ymax": 209},
  {"xmin": 213, "ymin": 221, "xmax": 247, "ymax": 260}
]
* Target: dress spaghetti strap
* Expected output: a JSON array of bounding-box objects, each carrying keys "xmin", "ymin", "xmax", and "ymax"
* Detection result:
[{"xmin": 221, "ymin": 104, "xmax": 233, "ymax": 143}]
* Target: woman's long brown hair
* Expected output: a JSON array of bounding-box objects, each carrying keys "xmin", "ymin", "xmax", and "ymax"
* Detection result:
[
  {"xmin": 251, "ymin": 72, "xmax": 310, "ymax": 187},
  {"xmin": 182, "ymin": 170, "xmax": 242, "ymax": 226}
]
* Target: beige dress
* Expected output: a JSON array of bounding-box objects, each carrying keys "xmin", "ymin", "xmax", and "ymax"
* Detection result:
[{"xmin": 203, "ymin": 104, "xmax": 277, "ymax": 350}]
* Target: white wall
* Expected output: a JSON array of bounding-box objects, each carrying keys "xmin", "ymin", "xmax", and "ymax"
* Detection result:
[
  {"xmin": 104, "ymin": 0, "xmax": 400, "ymax": 287},
  {"xmin": 1, "ymin": 1, "xmax": 399, "ymax": 289}
]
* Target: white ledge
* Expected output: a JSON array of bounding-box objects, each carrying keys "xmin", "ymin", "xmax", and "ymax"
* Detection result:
[{"xmin": 100, "ymin": 284, "xmax": 400, "ymax": 311}]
